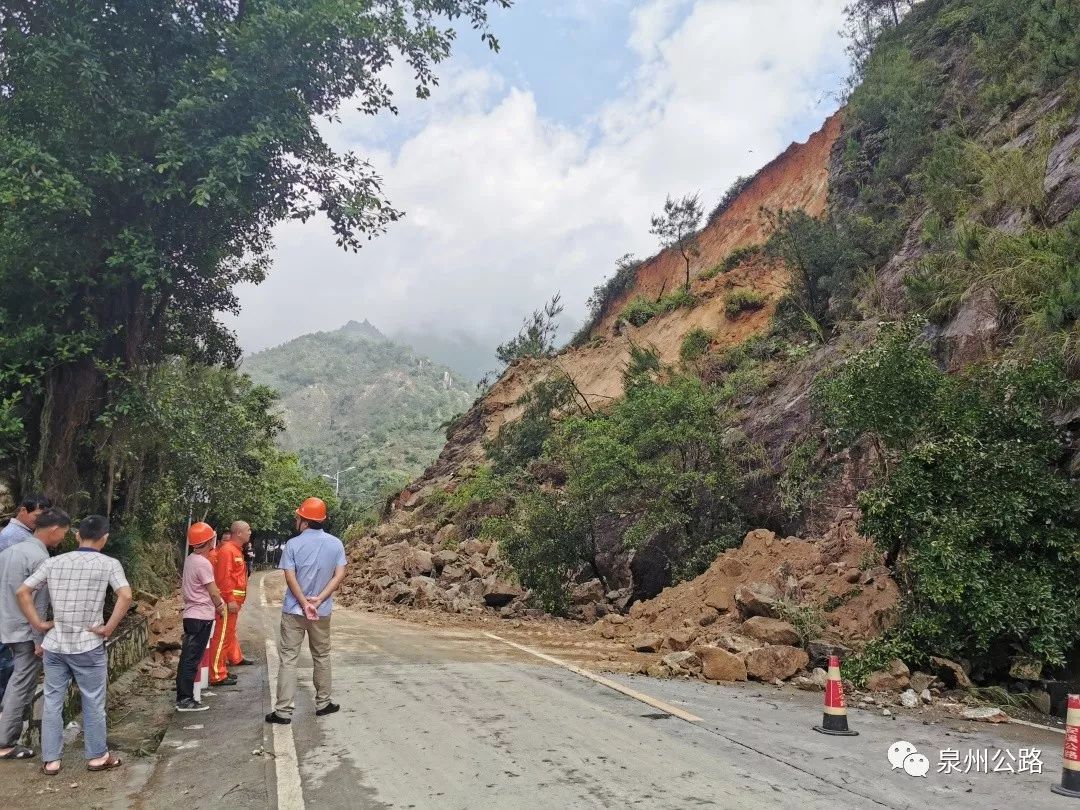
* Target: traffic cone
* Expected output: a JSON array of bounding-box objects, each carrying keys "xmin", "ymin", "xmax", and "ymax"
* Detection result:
[
  {"xmin": 813, "ymin": 655, "xmax": 858, "ymax": 736},
  {"xmin": 1052, "ymin": 694, "xmax": 1080, "ymax": 798}
]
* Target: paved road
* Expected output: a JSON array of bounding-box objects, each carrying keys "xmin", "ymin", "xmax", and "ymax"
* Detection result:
[{"xmin": 138, "ymin": 572, "xmax": 1068, "ymax": 809}]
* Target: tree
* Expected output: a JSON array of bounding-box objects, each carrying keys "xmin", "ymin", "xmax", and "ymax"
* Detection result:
[
  {"xmin": 650, "ymin": 194, "xmax": 703, "ymax": 290},
  {"xmin": 842, "ymin": 0, "xmax": 914, "ymax": 75},
  {"xmin": 0, "ymin": 0, "xmax": 509, "ymax": 503},
  {"xmin": 496, "ymin": 294, "xmax": 564, "ymax": 366}
]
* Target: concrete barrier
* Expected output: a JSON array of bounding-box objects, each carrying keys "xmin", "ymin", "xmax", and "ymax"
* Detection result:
[{"xmin": 20, "ymin": 614, "xmax": 150, "ymax": 749}]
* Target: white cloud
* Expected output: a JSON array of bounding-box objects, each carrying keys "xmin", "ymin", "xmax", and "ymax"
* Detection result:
[{"xmin": 233, "ymin": 0, "xmax": 849, "ymax": 359}]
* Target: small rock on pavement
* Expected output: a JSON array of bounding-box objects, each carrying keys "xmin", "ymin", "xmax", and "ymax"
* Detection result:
[
  {"xmin": 882, "ymin": 709, "xmax": 892, "ymax": 718},
  {"xmin": 963, "ymin": 706, "xmax": 1009, "ymax": 723},
  {"xmin": 811, "ymin": 668, "xmax": 829, "ymax": 689},
  {"xmin": 900, "ymin": 689, "xmax": 919, "ymax": 708},
  {"xmin": 920, "ymin": 688, "xmax": 933, "ymax": 704}
]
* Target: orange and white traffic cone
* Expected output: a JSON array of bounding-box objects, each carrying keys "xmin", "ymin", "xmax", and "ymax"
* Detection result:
[
  {"xmin": 1052, "ymin": 694, "xmax": 1080, "ymax": 798},
  {"xmin": 813, "ymin": 655, "xmax": 858, "ymax": 736}
]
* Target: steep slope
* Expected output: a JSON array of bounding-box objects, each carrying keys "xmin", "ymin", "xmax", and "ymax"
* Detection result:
[{"xmin": 243, "ymin": 320, "xmax": 474, "ymax": 506}]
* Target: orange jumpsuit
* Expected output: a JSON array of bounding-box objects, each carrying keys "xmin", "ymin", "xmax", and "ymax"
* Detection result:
[{"xmin": 208, "ymin": 540, "xmax": 248, "ymax": 683}]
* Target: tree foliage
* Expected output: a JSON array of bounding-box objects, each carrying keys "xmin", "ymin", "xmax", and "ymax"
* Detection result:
[
  {"xmin": 815, "ymin": 321, "xmax": 1080, "ymax": 672},
  {"xmin": 496, "ymin": 294, "xmax": 565, "ymax": 366},
  {"xmin": 0, "ymin": 0, "xmax": 508, "ymax": 500},
  {"xmin": 651, "ymin": 193, "xmax": 703, "ymax": 290}
]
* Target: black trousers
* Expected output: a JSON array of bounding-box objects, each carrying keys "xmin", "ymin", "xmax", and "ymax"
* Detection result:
[{"xmin": 176, "ymin": 618, "xmax": 213, "ymax": 702}]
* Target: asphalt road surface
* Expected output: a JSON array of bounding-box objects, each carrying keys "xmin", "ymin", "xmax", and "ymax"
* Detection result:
[{"xmin": 129, "ymin": 571, "xmax": 1068, "ymax": 809}]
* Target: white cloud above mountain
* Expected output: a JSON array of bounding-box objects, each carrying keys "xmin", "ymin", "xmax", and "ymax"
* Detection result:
[{"xmin": 233, "ymin": 0, "xmax": 849, "ymax": 363}]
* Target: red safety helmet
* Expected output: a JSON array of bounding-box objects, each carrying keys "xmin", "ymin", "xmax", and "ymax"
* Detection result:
[
  {"xmin": 187, "ymin": 521, "xmax": 216, "ymax": 547},
  {"xmin": 296, "ymin": 497, "xmax": 328, "ymax": 522}
]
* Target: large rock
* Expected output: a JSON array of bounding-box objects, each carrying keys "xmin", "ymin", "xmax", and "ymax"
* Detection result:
[
  {"xmin": 866, "ymin": 671, "xmax": 906, "ymax": 692},
  {"xmin": 439, "ymin": 564, "xmax": 467, "ymax": 583},
  {"xmin": 713, "ymin": 632, "xmax": 762, "ymax": 655},
  {"xmin": 662, "ymin": 651, "xmax": 701, "ymax": 673},
  {"xmin": 382, "ymin": 582, "xmax": 415, "ymax": 604},
  {"xmin": 371, "ymin": 541, "xmax": 411, "ymax": 579},
  {"xmin": 572, "ymin": 579, "xmax": 606, "ymax": 605},
  {"xmin": 744, "ymin": 645, "xmax": 809, "ymax": 682},
  {"xmin": 631, "ymin": 634, "xmax": 663, "ymax": 653},
  {"xmin": 663, "ymin": 627, "xmax": 699, "ymax": 652},
  {"xmin": 434, "ymin": 523, "xmax": 462, "ymax": 547},
  {"xmin": 929, "ymin": 656, "xmax": 973, "ymax": 689},
  {"xmin": 963, "ymin": 707, "xmax": 1008, "ymax": 724},
  {"xmin": 696, "ymin": 646, "xmax": 747, "ymax": 682},
  {"xmin": 404, "ymin": 548, "xmax": 434, "ymax": 577},
  {"xmin": 1008, "ymin": 657, "xmax": 1042, "ymax": 681},
  {"xmin": 459, "ymin": 538, "xmax": 490, "ymax": 557},
  {"xmin": 432, "ymin": 549, "xmax": 459, "ymax": 569},
  {"xmin": 740, "ymin": 616, "xmax": 800, "ymax": 646},
  {"xmin": 1045, "ymin": 111, "xmax": 1080, "ymax": 225},
  {"xmin": 482, "ymin": 580, "xmax": 523, "ymax": 608},
  {"xmin": 806, "ymin": 639, "xmax": 854, "ymax": 670},
  {"xmin": 734, "ymin": 582, "xmax": 779, "ymax": 619}
]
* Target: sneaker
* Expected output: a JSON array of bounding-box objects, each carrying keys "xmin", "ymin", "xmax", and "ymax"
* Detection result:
[
  {"xmin": 264, "ymin": 712, "xmax": 291, "ymax": 725},
  {"xmin": 176, "ymin": 699, "xmax": 209, "ymax": 712},
  {"xmin": 315, "ymin": 702, "xmax": 340, "ymax": 717}
]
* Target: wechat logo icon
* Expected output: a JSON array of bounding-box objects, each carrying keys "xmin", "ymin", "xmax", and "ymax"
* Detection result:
[{"xmin": 888, "ymin": 741, "xmax": 930, "ymax": 778}]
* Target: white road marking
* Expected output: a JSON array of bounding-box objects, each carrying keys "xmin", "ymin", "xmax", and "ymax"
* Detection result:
[
  {"xmin": 266, "ymin": 636, "xmax": 306, "ymax": 809},
  {"xmin": 482, "ymin": 631, "xmax": 703, "ymax": 724}
]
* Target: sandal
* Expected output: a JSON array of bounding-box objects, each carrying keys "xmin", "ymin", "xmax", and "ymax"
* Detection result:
[
  {"xmin": 87, "ymin": 754, "xmax": 122, "ymax": 772},
  {"xmin": 41, "ymin": 762, "xmax": 61, "ymax": 776},
  {"xmin": 0, "ymin": 745, "xmax": 35, "ymax": 760}
]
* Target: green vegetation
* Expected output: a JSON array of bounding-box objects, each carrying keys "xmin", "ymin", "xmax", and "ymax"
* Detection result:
[
  {"xmin": 708, "ymin": 175, "xmax": 753, "ymax": 223},
  {"xmin": 679, "ymin": 328, "xmax": 713, "ymax": 363},
  {"xmin": 724, "ymin": 289, "xmax": 767, "ymax": 317},
  {"xmin": 572, "ymin": 254, "xmax": 644, "ymax": 345},
  {"xmin": 619, "ymin": 288, "xmax": 697, "ymax": 327},
  {"xmin": 815, "ymin": 320, "xmax": 1080, "ymax": 673},
  {"xmin": 0, "ymin": 1, "xmax": 506, "ymax": 586},
  {"xmin": 496, "ymin": 294, "xmax": 565, "ymax": 366},
  {"xmin": 777, "ymin": 438, "xmax": 825, "ymax": 519},
  {"xmin": 485, "ymin": 375, "xmax": 583, "ymax": 474},
  {"xmin": 484, "ymin": 373, "xmax": 759, "ymax": 613},
  {"xmin": 773, "ymin": 600, "xmax": 827, "ymax": 646},
  {"xmin": 651, "ymin": 193, "xmax": 704, "ymax": 290},
  {"xmin": 244, "ymin": 321, "xmax": 474, "ymax": 512}
]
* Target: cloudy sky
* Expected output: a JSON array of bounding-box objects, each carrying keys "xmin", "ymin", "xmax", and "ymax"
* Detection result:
[{"xmin": 231, "ymin": 0, "xmax": 850, "ymax": 371}]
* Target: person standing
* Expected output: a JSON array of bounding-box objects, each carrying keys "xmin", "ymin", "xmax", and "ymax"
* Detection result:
[
  {"xmin": 0, "ymin": 494, "xmax": 52, "ymax": 554},
  {"xmin": 206, "ymin": 523, "xmax": 248, "ymax": 686},
  {"xmin": 176, "ymin": 523, "xmax": 226, "ymax": 712},
  {"xmin": 265, "ymin": 498, "xmax": 346, "ymax": 725},
  {"xmin": 0, "ymin": 493, "xmax": 51, "ymax": 703},
  {"xmin": 225, "ymin": 521, "xmax": 254, "ymax": 667},
  {"xmin": 17, "ymin": 515, "xmax": 131, "ymax": 775},
  {"xmin": 0, "ymin": 508, "xmax": 70, "ymax": 761}
]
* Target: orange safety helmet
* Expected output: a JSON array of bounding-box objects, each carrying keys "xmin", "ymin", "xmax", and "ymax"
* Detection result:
[
  {"xmin": 187, "ymin": 521, "xmax": 216, "ymax": 547},
  {"xmin": 295, "ymin": 496, "xmax": 328, "ymax": 522}
]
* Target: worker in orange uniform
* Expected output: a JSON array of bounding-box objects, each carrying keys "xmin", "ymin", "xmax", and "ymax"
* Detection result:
[
  {"xmin": 207, "ymin": 523, "xmax": 248, "ymax": 686},
  {"xmin": 226, "ymin": 521, "xmax": 255, "ymax": 667}
]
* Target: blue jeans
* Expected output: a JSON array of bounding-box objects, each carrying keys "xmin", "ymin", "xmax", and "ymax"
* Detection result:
[
  {"xmin": 0, "ymin": 642, "xmax": 13, "ymax": 703},
  {"xmin": 42, "ymin": 646, "xmax": 108, "ymax": 763}
]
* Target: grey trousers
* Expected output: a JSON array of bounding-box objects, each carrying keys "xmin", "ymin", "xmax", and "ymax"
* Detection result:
[
  {"xmin": 274, "ymin": 613, "xmax": 332, "ymax": 717},
  {"xmin": 42, "ymin": 646, "xmax": 108, "ymax": 762},
  {"xmin": 0, "ymin": 641, "xmax": 41, "ymax": 747}
]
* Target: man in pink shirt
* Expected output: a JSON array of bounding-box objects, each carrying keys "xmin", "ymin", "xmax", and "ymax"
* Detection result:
[{"xmin": 176, "ymin": 523, "xmax": 226, "ymax": 712}]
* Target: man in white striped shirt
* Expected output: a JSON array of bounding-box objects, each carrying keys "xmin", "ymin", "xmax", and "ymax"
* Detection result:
[{"xmin": 17, "ymin": 515, "xmax": 132, "ymax": 775}]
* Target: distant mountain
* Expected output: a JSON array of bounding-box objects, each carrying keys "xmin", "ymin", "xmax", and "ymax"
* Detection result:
[
  {"xmin": 390, "ymin": 328, "xmax": 497, "ymax": 383},
  {"xmin": 243, "ymin": 320, "xmax": 475, "ymax": 508}
]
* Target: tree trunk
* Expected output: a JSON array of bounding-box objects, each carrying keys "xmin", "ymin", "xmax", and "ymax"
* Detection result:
[{"xmin": 35, "ymin": 357, "xmax": 105, "ymax": 505}]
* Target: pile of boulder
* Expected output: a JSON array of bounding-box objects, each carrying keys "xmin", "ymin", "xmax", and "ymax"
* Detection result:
[
  {"xmin": 589, "ymin": 527, "xmax": 900, "ymax": 688},
  {"xmin": 339, "ymin": 523, "xmax": 528, "ymax": 615}
]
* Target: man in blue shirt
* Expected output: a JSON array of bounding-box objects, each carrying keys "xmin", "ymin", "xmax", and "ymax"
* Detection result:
[
  {"xmin": 265, "ymin": 497, "xmax": 347, "ymax": 725},
  {"xmin": 0, "ymin": 493, "xmax": 51, "ymax": 705}
]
